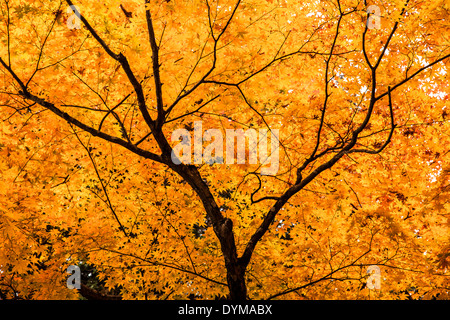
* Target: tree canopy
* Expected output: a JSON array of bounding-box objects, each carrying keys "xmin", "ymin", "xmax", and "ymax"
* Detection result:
[{"xmin": 0, "ymin": 0, "xmax": 449, "ymax": 300}]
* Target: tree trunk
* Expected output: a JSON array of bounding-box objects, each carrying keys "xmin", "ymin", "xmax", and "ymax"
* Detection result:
[
  {"xmin": 217, "ymin": 217, "xmax": 248, "ymax": 300},
  {"xmin": 226, "ymin": 264, "xmax": 247, "ymax": 300}
]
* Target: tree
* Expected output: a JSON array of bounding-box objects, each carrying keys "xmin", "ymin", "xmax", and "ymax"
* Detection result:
[{"xmin": 0, "ymin": 0, "xmax": 449, "ymax": 300}]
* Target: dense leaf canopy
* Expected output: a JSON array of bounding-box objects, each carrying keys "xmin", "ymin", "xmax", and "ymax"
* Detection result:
[{"xmin": 0, "ymin": 0, "xmax": 449, "ymax": 300}]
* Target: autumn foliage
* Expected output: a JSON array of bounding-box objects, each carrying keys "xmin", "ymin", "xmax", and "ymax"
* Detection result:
[{"xmin": 0, "ymin": 0, "xmax": 449, "ymax": 300}]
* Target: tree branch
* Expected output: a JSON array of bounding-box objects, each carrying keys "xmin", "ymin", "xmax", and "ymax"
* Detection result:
[
  {"xmin": 145, "ymin": 0, "xmax": 165, "ymax": 129},
  {"xmin": 65, "ymin": 0, "xmax": 155, "ymax": 133},
  {"xmin": 79, "ymin": 283, "xmax": 122, "ymax": 300},
  {"xmin": 0, "ymin": 56, "xmax": 164, "ymax": 163}
]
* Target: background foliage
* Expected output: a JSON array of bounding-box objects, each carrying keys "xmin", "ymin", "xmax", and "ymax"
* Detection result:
[{"xmin": 0, "ymin": 0, "xmax": 449, "ymax": 299}]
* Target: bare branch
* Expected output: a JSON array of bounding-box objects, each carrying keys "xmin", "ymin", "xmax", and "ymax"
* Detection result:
[
  {"xmin": 71, "ymin": 129, "xmax": 129, "ymax": 237},
  {"xmin": 347, "ymin": 86, "xmax": 396, "ymax": 155},
  {"xmin": 0, "ymin": 56, "xmax": 164, "ymax": 163},
  {"xmin": 164, "ymin": 0, "xmax": 241, "ymax": 117},
  {"xmin": 145, "ymin": 0, "xmax": 165, "ymax": 129}
]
